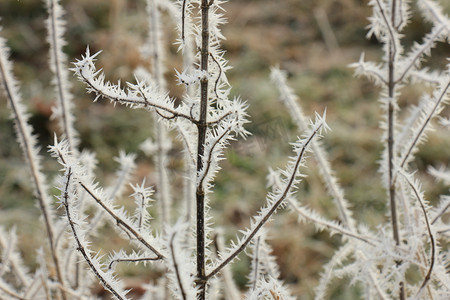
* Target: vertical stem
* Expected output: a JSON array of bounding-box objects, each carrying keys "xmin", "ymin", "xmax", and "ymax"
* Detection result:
[
  {"xmin": 388, "ymin": 1, "xmax": 404, "ymax": 299},
  {"xmin": 149, "ymin": 0, "xmax": 171, "ymax": 225},
  {"xmin": 0, "ymin": 49, "xmax": 65, "ymax": 300},
  {"xmin": 196, "ymin": 1, "xmax": 210, "ymax": 298},
  {"xmin": 388, "ymin": 49, "xmax": 399, "ymax": 246}
]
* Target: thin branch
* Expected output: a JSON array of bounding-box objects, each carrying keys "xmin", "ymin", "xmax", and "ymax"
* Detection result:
[
  {"xmin": 271, "ymin": 68, "xmax": 355, "ymax": 230},
  {"xmin": 399, "ymin": 80, "xmax": 450, "ymax": 169},
  {"xmin": 395, "ymin": 25, "xmax": 446, "ymax": 84},
  {"xmin": 374, "ymin": 0, "xmax": 398, "ymax": 59},
  {"xmin": 108, "ymin": 257, "xmax": 160, "ymax": 270},
  {"xmin": 251, "ymin": 237, "xmax": 261, "ymax": 290},
  {"xmin": 169, "ymin": 230, "xmax": 187, "ymax": 300},
  {"xmin": 53, "ymin": 147, "xmax": 162, "ymax": 259},
  {"xmin": 0, "ymin": 37, "xmax": 64, "ymax": 296},
  {"xmin": 196, "ymin": 1, "xmax": 212, "ymax": 298},
  {"xmin": 137, "ymin": 191, "xmax": 145, "ymax": 231},
  {"xmin": 73, "ymin": 54, "xmax": 196, "ymax": 123},
  {"xmin": 197, "ymin": 123, "xmax": 233, "ymax": 190},
  {"xmin": 288, "ymin": 198, "xmax": 376, "ymax": 246},
  {"xmin": 80, "ymin": 182, "xmax": 164, "ymax": 260},
  {"xmin": 61, "ymin": 169, "xmax": 129, "ymax": 300},
  {"xmin": 206, "ymin": 110, "xmax": 232, "ymax": 126},
  {"xmin": 206, "ymin": 121, "xmax": 324, "ymax": 280},
  {"xmin": 399, "ymin": 172, "xmax": 435, "ymax": 297},
  {"xmin": 46, "ymin": 0, "xmax": 78, "ymax": 152},
  {"xmin": 181, "ymin": 0, "xmax": 187, "ymax": 42},
  {"xmin": 0, "ymin": 281, "xmax": 25, "ymax": 300},
  {"xmin": 209, "ymin": 53, "xmax": 222, "ymax": 100},
  {"xmin": 431, "ymin": 202, "xmax": 450, "ymax": 225}
]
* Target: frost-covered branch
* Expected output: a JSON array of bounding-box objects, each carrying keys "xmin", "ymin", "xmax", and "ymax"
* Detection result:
[
  {"xmin": 0, "ymin": 34, "xmax": 66, "ymax": 299},
  {"xmin": 396, "ymin": 24, "xmax": 448, "ymax": 84},
  {"xmin": 398, "ymin": 170, "xmax": 435, "ymax": 297},
  {"xmin": 45, "ymin": 0, "xmax": 79, "ymax": 152},
  {"xmin": 207, "ymin": 113, "xmax": 328, "ymax": 280},
  {"xmin": 165, "ymin": 222, "xmax": 196, "ymax": 300},
  {"xmin": 72, "ymin": 48, "xmax": 195, "ymax": 123},
  {"xmin": 58, "ymin": 168, "xmax": 131, "ymax": 300},
  {"xmin": 0, "ymin": 228, "xmax": 30, "ymax": 287},
  {"xmin": 399, "ymin": 77, "xmax": 450, "ymax": 169},
  {"xmin": 108, "ymin": 250, "xmax": 159, "ymax": 270},
  {"xmin": 50, "ymin": 139, "xmax": 164, "ymax": 260},
  {"xmin": 271, "ymin": 67, "xmax": 355, "ymax": 230},
  {"xmin": 0, "ymin": 278, "xmax": 25, "ymax": 300},
  {"xmin": 142, "ymin": 0, "xmax": 173, "ymax": 225},
  {"xmin": 288, "ymin": 198, "xmax": 376, "ymax": 246}
]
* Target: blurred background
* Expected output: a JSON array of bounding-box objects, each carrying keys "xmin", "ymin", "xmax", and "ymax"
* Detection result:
[{"xmin": 0, "ymin": 0, "xmax": 449, "ymax": 298}]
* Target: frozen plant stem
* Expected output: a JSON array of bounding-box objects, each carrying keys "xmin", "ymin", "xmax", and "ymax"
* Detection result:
[
  {"xmin": 196, "ymin": 0, "xmax": 211, "ymax": 298},
  {"xmin": 148, "ymin": 0, "xmax": 171, "ymax": 224},
  {"xmin": 387, "ymin": 38, "xmax": 403, "ymax": 300},
  {"xmin": 169, "ymin": 230, "xmax": 187, "ymax": 300},
  {"xmin": 386, "ymin": 0, "xmax": 399, "ymax": 247},
  {"xmin": 61, "ymin": 169, "xmax": 126, "ymax": 300},
  {"xmin": 46, "ymin": 0, "xmax": 77, "ymax": 153},
  {"xmin": 207, "ymin": 119, "xmax": 325, "ymax": 280},
  {"xmin": 387, "ymin": 1, "xmax": 403, "ymax": 298},
  {"xmin": 0, "ymin": 38, "xmax": 66, "ymax": 300}
]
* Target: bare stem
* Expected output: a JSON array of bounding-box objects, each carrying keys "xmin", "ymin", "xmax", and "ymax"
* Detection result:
[
  {"xmin": 387, "ymin": 1, "xmax": 404, "ymax": 299},
  {"xmin": 108, "ymin": 257, "xmax": 160, "ymax": 270},
  {"xmin": 195, "ymin": 1, "xmax": 211, "ymax": 298},
  {"xmin": 169, "ymin": 230, "xmax": 187, "ymax": 300},
  {"xmin": 400, "ymin": 172, "xmax": 435, "ymax": 297},
  {"xmin": 251, "ymin": 237, "xmax": 261, "ymax": 290}
]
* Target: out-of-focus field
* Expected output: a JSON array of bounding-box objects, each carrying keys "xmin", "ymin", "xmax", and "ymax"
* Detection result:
[{"xmin": 0, "ymin": 0, "xmax": 449, "ymax": 298}]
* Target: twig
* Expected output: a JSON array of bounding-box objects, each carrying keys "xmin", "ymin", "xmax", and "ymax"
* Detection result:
[
  {"xmin": 108, "ymin": 257, "xmax": 160, "ymax": 270},
  {"xmin": 207, "ymin": 120, "xmax": 324, "ymax": 280},
  {"xmin": 399, "ymin": 171, "xmax": 435, "ymax": 297},
  {"xmin": 61, "ymin": 169, "xmax": 128, "ymax": 300},
  {"xmin": 169, "ymin": 230, "xmax": 187, "ymax": 300},
  {"xmin": 195, "ymin": 1, "xmax": 212, "ymax": 298},
  {"xmin": 80, "ymin": 182, "xmax": 164, "ymax": 259}
]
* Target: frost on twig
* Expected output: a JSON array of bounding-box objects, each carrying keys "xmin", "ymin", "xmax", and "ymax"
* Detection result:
[
  {"xmin": 246, "ymin": 231, "xmax": 292, "ymax": 299},
  {"xmin": 45, "ymin": 0, "xmax": 79, "ymax": 152},
  {"xmin": 0, "ymin": 227, "xmax": 31, "ymax": 287},
  {"xmin": 0, "ymin": 32, "xmax": 67, "ymax": 298},
  {"xmin": 50, "ymin": 139, "xmax": 164, "ymax": 260},
  {"xmin": 71, "ymin": 48, "xmax": 194, "ymax": 123},
  {"xmin": 56, "ymin": 167, "xmax": 131, "ymax": 300},
  {"xmin": 164, "ymin": 221, "xmax": 196, "ymax": 300},
  {"xmin": 271, "ymin": 67, "xmax": 356, "ymax": 231},
  {"xmin": 208, "ymin": 112, "xmax": 328, "ymax": 279}
]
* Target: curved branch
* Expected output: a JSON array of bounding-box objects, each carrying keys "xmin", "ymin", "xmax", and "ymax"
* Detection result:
[
  {"xmin": 399, "ymin": 171, "xmax": 435, "ymax": 297},
  {"xmin": 72, "ymin": 49, "xmax": 196, "ymax": 123},
  {"xmin": 169, "ymin": 230, "xmax": 187, "ymax": 300}
]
